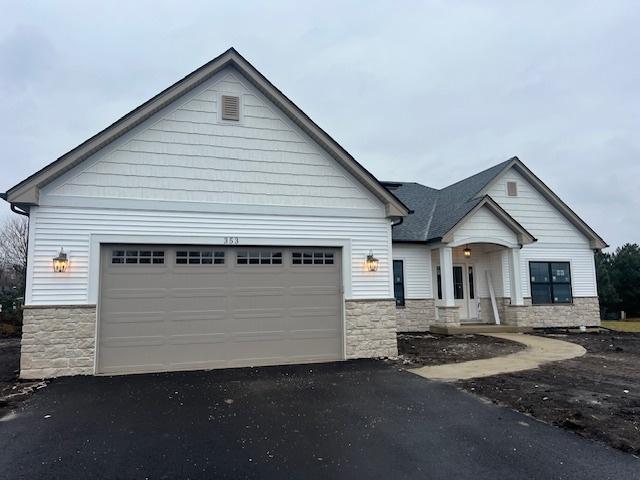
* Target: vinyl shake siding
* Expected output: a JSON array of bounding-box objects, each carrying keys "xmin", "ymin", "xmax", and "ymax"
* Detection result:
[{"xmin": 26, "ymin": 66, "xmax": 393, "ymax": 306}]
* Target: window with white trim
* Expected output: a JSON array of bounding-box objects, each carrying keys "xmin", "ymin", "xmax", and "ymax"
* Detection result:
[
  {"xmin": 176, "ymin": 250, "xmax": 225, "ymax": 265},
  {"xmin": 236, "ymin": 251, "xmax": 283, "ymax": 265},
  {"xmin": 292, "ymin": 252, "xmax": 334, "ymax": 265}
]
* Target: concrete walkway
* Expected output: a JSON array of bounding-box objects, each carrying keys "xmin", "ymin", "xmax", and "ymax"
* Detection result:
[{"xmin": 410, "ymin": 333, "xmax": 586, "ymax": 382}]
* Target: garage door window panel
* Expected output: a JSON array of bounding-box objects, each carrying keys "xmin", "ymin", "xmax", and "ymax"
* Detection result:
[
  {"xmin": 292, "ymin": 252, "xmax": 334, "ymax": 265},
  {"xmin": 176, "ymin": 250, "xmax": 225, "ymax": 265},
  {"xmin": 112, "ymin": 249, "xmax": 164, "ymax": 265},
  {"xmin": 237, "ymin": 251, "xmax": 283, "ymax": 265}
]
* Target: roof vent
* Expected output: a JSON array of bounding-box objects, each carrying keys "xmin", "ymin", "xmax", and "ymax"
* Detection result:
[
  {"xmin": 221, "ymin": 95, "xmax": 240, "ymax": 121},
  {"xmin": 507, "ymin": 181, "xmax": 518, "ymax": 197}
]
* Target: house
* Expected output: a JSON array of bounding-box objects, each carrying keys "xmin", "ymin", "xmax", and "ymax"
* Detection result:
[
  {"xmin": 386, "ymin": 158, "xmax": 607, "ymax": 331},
  {"xmin": 2, "ymin": 48, "xmax": 606, "ymax": 379}
]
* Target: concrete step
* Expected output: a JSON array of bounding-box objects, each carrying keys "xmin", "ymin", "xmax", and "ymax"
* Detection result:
[{"xmin": 429, "ymin": 324, "xmax": 532, "ymax": 335}]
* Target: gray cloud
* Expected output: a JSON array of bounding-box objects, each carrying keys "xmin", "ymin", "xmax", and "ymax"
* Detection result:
[{"xmin": 0, "ymin": 0, "xmax": 638, "ymax": 249}]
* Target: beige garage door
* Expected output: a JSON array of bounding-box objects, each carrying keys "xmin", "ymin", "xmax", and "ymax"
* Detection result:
[{"xmin": 98, "ymin": 245, "xmax": 343, "ymax": 374}]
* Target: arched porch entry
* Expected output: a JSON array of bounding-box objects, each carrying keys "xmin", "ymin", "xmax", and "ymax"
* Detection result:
[{"xmin": 432, "ymin": 238, "xmax": 524, "ymax": 324}]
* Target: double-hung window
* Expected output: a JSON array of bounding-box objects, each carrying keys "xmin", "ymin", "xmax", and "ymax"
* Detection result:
[{"xmin": 529, "ymin": 262, "xmax": 572, "ymax": 304}]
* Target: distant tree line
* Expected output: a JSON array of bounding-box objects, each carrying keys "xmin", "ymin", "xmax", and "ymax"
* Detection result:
[{"xmin": 596, "ymin": 243, "xmax": 640, "ymax": 319}]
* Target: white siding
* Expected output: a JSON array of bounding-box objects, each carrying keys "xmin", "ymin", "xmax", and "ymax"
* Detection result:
[
  {"xmin": 41, "ymin": 68, "xmax": 380, "ymax": 213},
  {"xmin": 27, "ymin": 206, "xmax": 393, "ymax": 305},
  {"xmin": 392, "ymin": 244, "xmax": 432, "ymax": 299},
  {"xmin": 450, "ymin": 206, "xmax": 517, "ymax": 246},
  {"xmin": 486, "ymin": 169, "xmax": 589, "ymax": 246},
  {"xmin": 488, "ymin": 168, "xmax": 597, "ymax": 297},
  {"xmin": 516, "ymin": 245, "xmax": 598, "ymax": 297}
]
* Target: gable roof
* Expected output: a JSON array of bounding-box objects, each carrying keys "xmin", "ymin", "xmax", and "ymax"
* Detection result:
[
  {"xmin": 3, "ymin": 48, "xmax": 409, "ymax": 218},
  {"xmin": 385, "ymin": 156, "xmax": 607, "ymax": 249}
]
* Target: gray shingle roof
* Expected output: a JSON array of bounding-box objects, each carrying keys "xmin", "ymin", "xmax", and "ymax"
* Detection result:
[{"xmin": 384, "ymin": 158, "xmax": 515, "ymax": 242}]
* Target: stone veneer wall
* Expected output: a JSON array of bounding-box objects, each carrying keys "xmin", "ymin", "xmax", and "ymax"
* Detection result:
[
  {"xmin": 436, "ymin": 306, "xmax": 460, "ymax": 325},
  {"xmin": 21, "ymin": 305, "xmax": 97, "ymax": 379},
  {"xmin": 503, "ymin": 297, "xmax": 601, "ymax": 328},
  {"xmin": 345, "ymin": 299, "xmax": 398, "ymax": 358},
  {"xmin": 395, "ymin": 299, "xmax": 436, "ymax": 332},
  {"xmin": 479, "ymin": 298, "xmax": 507, "ymax": 323}
]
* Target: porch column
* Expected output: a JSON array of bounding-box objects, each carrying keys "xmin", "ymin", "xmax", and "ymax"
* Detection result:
[
  {"xmin": 509, "ymin": 247, "xmax": 524, "ymax": 306},
  {"xmin": 439, "ymin": 246, "xmax": 455, "ymax": 307}
]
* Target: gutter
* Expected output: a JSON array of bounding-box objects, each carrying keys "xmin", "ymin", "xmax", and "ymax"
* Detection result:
[
  {"xmin": 2, "ymin": 192, "xmax": 30, "ymax": 217},
  {"xmin": 391, "ymin": 209, "xmax": 414, "ymax": 228}
]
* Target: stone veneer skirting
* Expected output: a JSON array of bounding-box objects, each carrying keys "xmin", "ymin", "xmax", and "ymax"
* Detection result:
[
  {"xmin": 344, "ymin": 299, "xmax": 398, "ymax": 358},
  {"xmin": 503, "ymin": 297, "xmax": 601, "ymax": 328},
  {"xmin": 21, "ymin": 305, "xmax": 97, "ymax": 379},
  {"xmin": 395, "ymin": 299, "xmax": 436, "ymax": 332}
]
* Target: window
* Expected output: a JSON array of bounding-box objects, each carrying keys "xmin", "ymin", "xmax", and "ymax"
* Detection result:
[
  {"xmin": 468, "ymin": 266, "xmax": 475, "ymax": 300},
  {"xmin": 436, "ymin": 266, "xmax": 442, "ymax": 300},
  {"xmin": 453, "ymin": 266, "xmax": 464, "ymax": 300},
  {"xmin": 236, "ymin": 251, "xmax": 282, "ymax": 265},
  {"xmin": 393, "ymin": 260, "xmax": 405, "ymax": 307},
  {"xmin": 292, "ymin": 251, "xmax": 334, "ymax": 265},
  {"xmin": 176, "ymin": 250, "xmax": 224, "ymax": 265},
  {"xmin": 221, "ymin": 95, "xmax": 240, "ymax": 121},
  {"xmin": 529, "ymin": 261, "xmax": 572, "ymax": 304},
  {"xmin": 507, "ymin": 181, "xmax": 518, "ymax": 196},
  {"xmin": 112, "ymin": 250, "xmax": 164, "ymax": 264}
]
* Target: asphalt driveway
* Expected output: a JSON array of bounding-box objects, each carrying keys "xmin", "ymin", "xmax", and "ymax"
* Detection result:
[{"xmin": 0, "ymin": 360, "xmax": 637, "ymax": 479}]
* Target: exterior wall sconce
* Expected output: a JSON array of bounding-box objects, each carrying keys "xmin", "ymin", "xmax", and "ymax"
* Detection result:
[
  {"xmin": 366, "ymin": 251, "xmax": 379, "ymax": 272},
  {"xmin": 463, "ymin": 246, "xmax": 471, "ymax": 258},
  {"xmin": 53, "ymin": 248, "xmax": 69, "ymax": 273}
]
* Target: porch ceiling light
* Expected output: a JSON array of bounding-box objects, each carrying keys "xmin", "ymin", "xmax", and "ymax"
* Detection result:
[
  {"xmin": 463, "ymin": 246, "xmax": 471, "ymax": 258},
  {"xmin": 366, "ymin": 251, "xmax": 379, "ymax": 272},
  {"xmin": 53, "ymin": 248, "xmax": 69, "ymax": 273}
]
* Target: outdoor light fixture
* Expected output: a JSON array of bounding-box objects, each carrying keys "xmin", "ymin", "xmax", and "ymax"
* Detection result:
[
  {"xmin": 463, "ymin": 246, "xmax": 472, "ymax": 258},
  {"xmin": 366, "ymin": 251, "xmax": 379, "ymax": 272},
  {"xmin": 52, "ymin": 248, "xmax": 69, "ymax": 273}
]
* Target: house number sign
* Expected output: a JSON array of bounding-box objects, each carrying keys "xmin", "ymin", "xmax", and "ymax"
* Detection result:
[{"xmin": 224, "ymin": 236, "xmax": 239, "ymax": 245}]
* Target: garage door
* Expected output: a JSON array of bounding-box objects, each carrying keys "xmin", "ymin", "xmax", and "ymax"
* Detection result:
[{"xmin": 98, "ymin": 245, "xmax": 343, "ymax": 374}]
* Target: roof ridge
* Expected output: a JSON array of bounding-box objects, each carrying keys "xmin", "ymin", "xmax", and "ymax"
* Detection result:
[{"xmin": 440, "ymin": 157, "xmax": 515, "ymax": 192}]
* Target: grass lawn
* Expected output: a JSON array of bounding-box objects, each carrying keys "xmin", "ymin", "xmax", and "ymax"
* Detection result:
[{"xmin": 602, "ymin": 320, "xmax": 640, "ymax": 332}]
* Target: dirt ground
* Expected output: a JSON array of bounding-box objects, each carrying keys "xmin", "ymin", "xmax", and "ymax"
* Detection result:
[
  {"xmin": 0, "ymin": 337, "xmax": 44, "ymax": 419},
  {"xmin": 457, "ymin": 330, "xmax": 640, "ymax": 455},
  {"xmin": 387, "ymin": 332, "xmax": 526, "ymax": 368}
]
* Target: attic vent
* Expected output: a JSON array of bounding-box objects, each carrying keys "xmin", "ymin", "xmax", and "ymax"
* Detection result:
[
  {"xmin": 507, "ymin": 181, "xmax": 518, "ymax": 197},
  {"xmin": 221, "ymin": 95, "xmax": 240, "ymax": 121}
]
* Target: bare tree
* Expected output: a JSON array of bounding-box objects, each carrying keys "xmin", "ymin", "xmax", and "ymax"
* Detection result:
[{"xmin": 0, "ymin": 215, "xmax": 29, "ymax": 290}]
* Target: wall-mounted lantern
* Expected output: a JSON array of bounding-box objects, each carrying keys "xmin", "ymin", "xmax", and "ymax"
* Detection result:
[
  {"xmin": 463, "ymin": 246, "xmax": 472, "ymax": 258},
  {"xmin": 52, "ymin": 248, "xmax": 69, "ymax": 273},
  {"xmin": 366, "ymin": 251, "xmax": 379, "ymax": 272}
]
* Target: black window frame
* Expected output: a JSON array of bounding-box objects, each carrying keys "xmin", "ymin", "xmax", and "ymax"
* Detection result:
[
  {"xmin": 529, "ymin": 261, "xmax": 573, "ymax": 305},
  {"xmin": 393, "ymin": 260, "xmax": 405, "ymax": 307}
]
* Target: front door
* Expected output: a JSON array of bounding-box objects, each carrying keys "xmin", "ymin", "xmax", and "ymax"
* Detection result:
[{"xmin": 453, "ymin": 264, "xmax": 479, "ymax": 322}]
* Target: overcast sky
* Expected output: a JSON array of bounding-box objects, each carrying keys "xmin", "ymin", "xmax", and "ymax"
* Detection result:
[{"xmin": 1, "ymin": 1, "xmax": 638, "ymax": 249}]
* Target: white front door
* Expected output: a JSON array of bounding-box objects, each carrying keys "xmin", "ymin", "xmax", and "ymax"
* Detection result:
[{"xmin": 453, "ymin": 264, "xmax": 479, "ymax": 322}]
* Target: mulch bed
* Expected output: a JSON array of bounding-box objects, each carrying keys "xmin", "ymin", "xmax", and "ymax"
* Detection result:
[
  {"xmin": 386, "ymin": 332, "xmax": 526, "ymax": 368},
  {"xmin": 457, "ymin": 330, "xmax": 640, "ymax": 455}
]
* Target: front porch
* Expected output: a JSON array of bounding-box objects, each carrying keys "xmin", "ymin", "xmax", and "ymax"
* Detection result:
[{"xmin": 431, "ymin": 242, "xmax": 525, "ymax": 327}]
